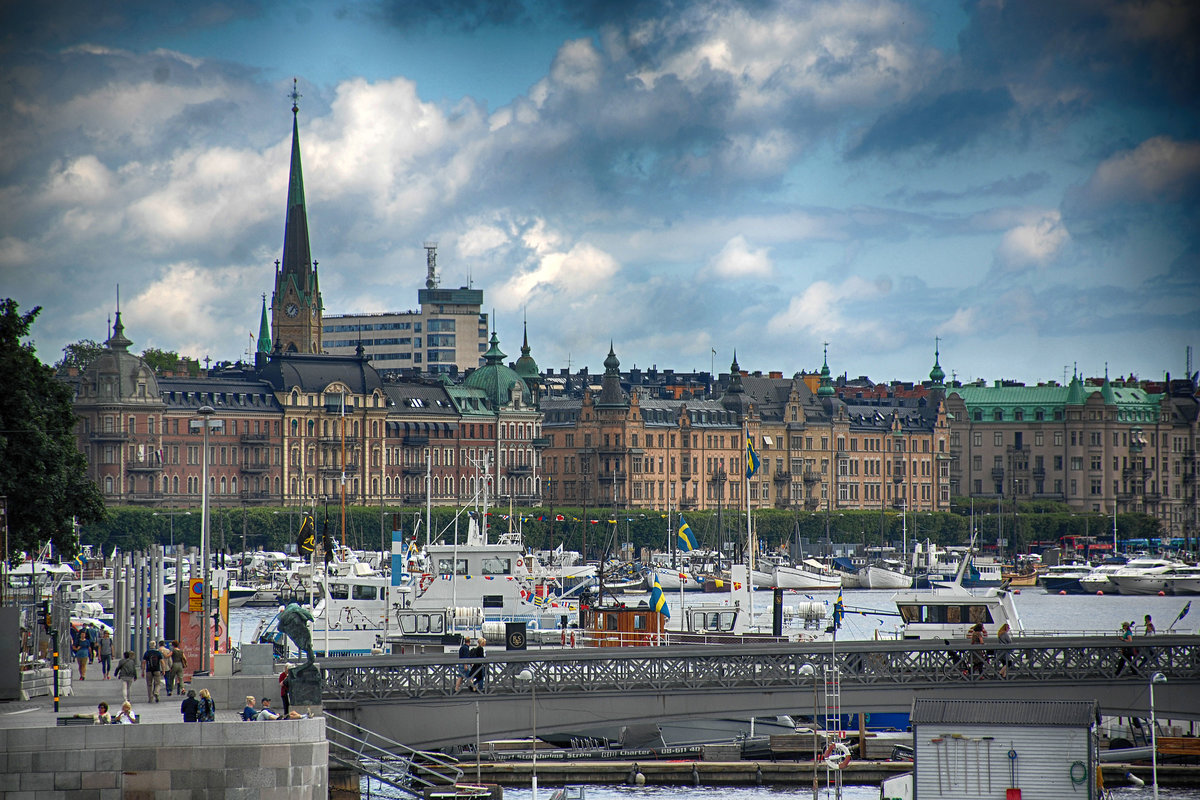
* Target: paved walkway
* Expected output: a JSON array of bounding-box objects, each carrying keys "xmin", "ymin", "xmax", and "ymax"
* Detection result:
[{"xmin": 1, "ymin": 668, "xmax": 244, "ymax": 728}]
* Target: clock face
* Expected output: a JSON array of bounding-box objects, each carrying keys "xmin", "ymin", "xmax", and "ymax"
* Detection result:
[{"xmin": 285, "ymin": 303, "xmax": 300, "ymax": 318}]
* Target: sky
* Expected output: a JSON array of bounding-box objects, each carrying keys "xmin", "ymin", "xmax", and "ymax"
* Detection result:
[{"xmin": 1, "ymin": 0, "xmax": 1197, "ymax": 386}]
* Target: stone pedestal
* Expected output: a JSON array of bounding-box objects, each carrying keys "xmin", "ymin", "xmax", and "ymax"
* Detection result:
[
  {"xmin": 240, "ymin": 643, "xmax": 275, "ymax": 675},
  {"xmin": 288, "ymin": 663, "xmax": 324, "ymax": 706}
]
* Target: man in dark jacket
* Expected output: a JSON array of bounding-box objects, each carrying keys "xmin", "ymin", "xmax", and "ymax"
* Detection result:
[
  {"xmin": 142, "ymin": 645, "xmax": 164, "ymax": 702},
  {"xmin": 180, "ymin": 689, "xmax": 200, "ymax": 722}
]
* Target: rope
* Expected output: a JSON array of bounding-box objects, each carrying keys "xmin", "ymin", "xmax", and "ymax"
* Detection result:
[{"xmin": 1069, "ymin": 760, "xmax": 1088, "ymax": 788}]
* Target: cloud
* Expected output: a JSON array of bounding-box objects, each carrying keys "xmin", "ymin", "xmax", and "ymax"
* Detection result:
[
  {"xmin": 849, "ymin": 87, "xmax": 1016, "ymax": 159},
  {"xmin": 703, "ymin": 235, "xmax": 772, "ymax": 280},
  {"xmin": 1068, "ymin": 136, "xmax": 1200, "ymax": 215},
  {"xmin": 764, "ymin": 275, "xmax": 893, "ymax": 347},
  {"xmin": 888, "ymin": 171, "xmax": 1051, "ymax": 206},
  {"xmin": 993, "ymin": 210, "xmax": 1069, "ymax": 272},
  {"xmin": 937, "ymin": 306, "xmax": 978, "ymax": 336}
]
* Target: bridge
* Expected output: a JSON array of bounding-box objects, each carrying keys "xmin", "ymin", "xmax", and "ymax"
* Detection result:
[{"xmin": 322, "ymin": 634, "xmax": 1200, "ymax": 750}]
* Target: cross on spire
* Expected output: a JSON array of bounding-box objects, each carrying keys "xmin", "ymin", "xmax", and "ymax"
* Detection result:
[{"xmin": 289, "ymin": 78, "xmax": 302, "ymax": 114}]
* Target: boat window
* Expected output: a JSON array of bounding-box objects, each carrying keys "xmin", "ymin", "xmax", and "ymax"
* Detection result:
[
  {"xmin": 633, "ymin": 615, "xmax": 647, "ymax": 630},
  {"xmin": 967, "ymin": 605, "xmax": 993, "ymax": 624},
  {"xmin": 482, "ymin": 595, "xmax": 504, "ymax": 609},
  {"xmin": 437, "ymin": 558, "xmax": 469, "ymax": 575},
  {"xmin": 329, "ymin": 583, "xmax": 349, "ymax": 600},
  {"xmin": 481, "ymin": 557, "xmax": 511, "ymax": 576},
  {"xmin": 898, "ymin": 605, "xmax": 922, "ymax": 623},
  {"xmin": 352, "ymin": 584, "xmax": 377, "ymax": 601},
  {"xmin": 400, "ymin": 613, "xmax": 445, "ymax": 634}
]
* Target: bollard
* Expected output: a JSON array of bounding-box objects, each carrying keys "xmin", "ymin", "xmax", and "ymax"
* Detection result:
[
  {"xmin": 755, "ymin": 764, "xmax": 763, "ymax": 786},
  {"xmin": 692, "ymin": 764, "xmax": 700, "ymax": 786}
]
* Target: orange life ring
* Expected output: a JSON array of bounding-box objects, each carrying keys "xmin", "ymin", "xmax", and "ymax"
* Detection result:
[
  {"xmin": 516, "ymin": 558, "xmax": 524, "ymax": 568},
  {"xmin": 419, "ymin": 574, "xmax": 433, "ymax": 593}
]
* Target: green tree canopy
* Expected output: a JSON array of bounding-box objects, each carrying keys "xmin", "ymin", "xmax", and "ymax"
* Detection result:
[
  {"xmin": 1, "ymin": 299, "xmax": 106, "ymax": 560},
  {"xmin": 141, "ymin": 347, "xmax": 183, "ymax": 373},
  {"xmin": 54, "ymin": 338, "xmax": 105, "ymax": 373}
]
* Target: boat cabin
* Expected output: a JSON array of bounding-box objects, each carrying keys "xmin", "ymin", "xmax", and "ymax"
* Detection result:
[
  {"xmin": 892, "ymin": 584, "xmax": 1022, "ymax": 640},
  {"xmin": 582, "ymin": 603, "xmax": 665, "ymax": 646}
]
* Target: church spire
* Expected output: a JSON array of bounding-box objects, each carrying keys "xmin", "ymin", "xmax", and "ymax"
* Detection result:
[
  {"xmin": 929, "ymin": 337, "xmax": 945, "ymax": 389},
  {"xmin": 281, "ymin": 79, "xmax": 312, "ymax": 286},
  {"xmin": 817, "ymin": 343, "xmax": 835, "ymax": 397},
  {"xmin": 257, "ymin": 294, "xmax": 271, "ymax": 354}
]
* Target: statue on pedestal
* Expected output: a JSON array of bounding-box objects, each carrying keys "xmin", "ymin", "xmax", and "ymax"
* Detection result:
[{"xmin": 278, "ymin": 603, "xmax": 323, "ymax": 705}]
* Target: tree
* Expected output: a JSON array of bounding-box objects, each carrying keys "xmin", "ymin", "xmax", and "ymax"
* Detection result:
[
  {"xmin": 54, "ymin": 338, "xmax": 105, "ymax": 373},
  {"xmin": 141, "ymin": 347, "xmax": 184, "ymax": 374},
  {"xmin": 0, "ymin": 299, "xmax": 106, "ymax": 560}
]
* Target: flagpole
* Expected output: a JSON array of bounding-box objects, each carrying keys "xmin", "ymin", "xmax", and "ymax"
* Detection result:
[{"xmin": 744, "ymin": 421, "xmax": 754, "ymax": 628}]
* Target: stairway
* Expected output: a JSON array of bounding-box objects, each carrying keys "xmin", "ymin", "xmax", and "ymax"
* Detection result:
[{"xmin": 326, "ymin": 712, "xmax": 465, "ymax": 797}]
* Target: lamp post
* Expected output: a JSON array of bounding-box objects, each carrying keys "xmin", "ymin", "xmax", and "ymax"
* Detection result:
[
  {"xmin": 799, "ymin": 663, "xmax": 819, "ymax": 800},
  {"xmin": 1151, "ymin": 671, "xmax": 1167, "ymax": 800},
  {"xmin": 517, "ymin": 668, "xmax": 538, "ymax": 800},
  {"xmin": 191, "ymin": 405, "xmax": 221, "ymax": 674}
]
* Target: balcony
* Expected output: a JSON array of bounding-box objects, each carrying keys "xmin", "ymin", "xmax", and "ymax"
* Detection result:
[
  {"xmin": 90, "ymin": 431, "xmax": 129, "ymax": 442},
  {"xmin": 803, "ymin": 498, "xmax": 819, "ymax": 511},
  {"xmin": 320, "ymin": 436, "xmax": 362, "ymax": 447},
  {"xmin": 240, "ymin": 433, "xmax": 270, "ymax": 443},
  {"xmin": 126, "ymin": 461, "xmax": 162, "ymax": 473},
  {"xmin": 126, "ymin": 492, "xmax": 164, "ymax": 503},
  {"xmin": 531, "ymin": 437, "xmax": 551, "ymax": 448},
  {"xmin": 507, "ymin": 464, "xmax": 534, "ymax": 476},
  {"xmin": 240, "ymin": 462, "xmax": 270, "ymax": 473},
  {"xmin": 1032, "ymin": 467, "xmax": 1046, "ymax": 479},
  {"xmin": 802, "ymin": 471, "xmax": 819, "ymax": 483},
  {"xmin": 1033, "ymin": 492, "xmax": 1064, "ymax": 501},
  {"xmin": 402, "ymin": 465, "xmax": 426, "ymax": 476},
  {"xmin": 773, "ymin": 471, "xmax": 791, "ymax": 483},
  {"xmin": 402, "ymin": 435, "xmax": 429, "ymax": 447},
  {"xmin": 680, "ymin": 497, "xmax": 698, "ymax": 510},
  {"xmin": 240, "ymin": 490, "xmax": 274, "ymax": 502},
  {"xmin": 1145, "ymin": 492, "xmax": 1161, "ymax": 503},
  {"xmin": 991, "ymin": 468, "xmax": 1005, "ymax": 480}
]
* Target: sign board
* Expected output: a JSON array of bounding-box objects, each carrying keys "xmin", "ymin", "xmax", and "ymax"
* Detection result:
[{"xmin": 188, "ymin": 578, "xmax": 203, "ymax": 612}]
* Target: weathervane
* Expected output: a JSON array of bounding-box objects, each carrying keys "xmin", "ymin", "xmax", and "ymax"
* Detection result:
[{"xmin": 289, "ymin": 78, "xmax": 302, "ymax": 114}]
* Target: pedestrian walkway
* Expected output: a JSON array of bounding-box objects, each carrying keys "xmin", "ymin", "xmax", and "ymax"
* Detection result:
[{"xmin": 0, "ymin": 669, "xmax": 241, "ymax": 729}]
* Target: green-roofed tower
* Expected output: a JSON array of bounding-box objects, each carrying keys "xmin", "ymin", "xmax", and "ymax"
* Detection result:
[
  {"xmin": 270, "ymin": 79, "xmax": 323, "ymax": 354},
  {"xmin": 817, "ymin": 344, "xmax": 835, "ymax": 398},
  {"xmin": 465, "ymin": 331, "xmax": 530, "ymax": 408}
]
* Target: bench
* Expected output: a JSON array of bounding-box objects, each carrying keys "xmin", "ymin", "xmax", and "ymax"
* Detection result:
[{"xmin": 56, "ymin": 716, "xmax": 95, "ymax": 726}]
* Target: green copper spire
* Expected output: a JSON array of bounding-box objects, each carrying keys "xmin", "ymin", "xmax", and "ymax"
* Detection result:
[
  {"xmin": 818, "ymin": 343, "xmax": 835, "ymax": 397},
  {"xmin": 257, "ymin": 294, "xmax": 272, "ymax": 354},
  {"xmin": 1065, "ymin": 369, "xmax": 1085, "ymax": 405},
  {"xmin": 929, "ymin": 338, "xmax": 945, "ymax": 389},
  {"xmin": 281, "ymin": 79, "xmax": 313, "ymax": 288}
]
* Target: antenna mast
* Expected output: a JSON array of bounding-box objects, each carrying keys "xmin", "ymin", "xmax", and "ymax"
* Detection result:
[{"xmin": 423, "ymin": 242, "xmax": 439, "ymax": 289}]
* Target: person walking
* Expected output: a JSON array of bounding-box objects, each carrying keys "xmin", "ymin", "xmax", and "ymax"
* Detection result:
[
  {"xmin": 1143, "ymin": 614, "xmax": 1156, "ymax": 635},
  {"xmin": 1115, "ymin": 620, "xmax": 1138, "ymax": 675},
  {"xmin": 454, "ymin": 638, "xmax": 472, "ymax": 693},
  {"xmin": 114, "ymin": 650, "xmax": 138, "ymax": 702},
  {"xmin": 996, "ymin": 622, "xmax": 1013, "ymax": 678},
  {"xmin": 158, "ymin": 640, "xmax": 174, "ymax": 695},
  {"xmin": 968, "ymin": 622, "xmax": 987, "ymax": 677},
  {"xmin": 71, "ymin": 627, "xmax": 90, "ymax": 680},
  {"xmin": 98, "ymin": 630, "xmax": 114, "ymax": 679},
  {"xmin": 168, "ymin": 641, "xmax": 187, "ymax": 696},
  {"xmin": 470, "ymin": 637, "xmax": 487, "ymax": 692},
  {"xmin": 142, "ymin": 643, "xmax": 164, "ymax": 702}
]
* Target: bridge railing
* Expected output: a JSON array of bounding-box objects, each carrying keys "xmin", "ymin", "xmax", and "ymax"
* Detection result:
[{"xmin": 321, "ymin": 634, "xmax": 1199, "ymax": 701}]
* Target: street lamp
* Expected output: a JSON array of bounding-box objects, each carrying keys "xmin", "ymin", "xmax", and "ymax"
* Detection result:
[
  {"xmin": 517, "ymin": 668, "xmax": 539, "ymax": 800},
  {"xmin": 799, "ymin": 663, "xmax": 819, "ymax": 800},
  {"xmin": 1150, "ymin": 671, "xmax": 1167, "ymax": 800},
  {"xmin": 190, "ymin": 405, "xmax": 221, "ymax": 674}
]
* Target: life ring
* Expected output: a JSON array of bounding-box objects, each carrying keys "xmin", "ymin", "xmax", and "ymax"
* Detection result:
[
  {"xmin": 419, "ymin": 574, "xmax": 433, "ymax": 593},
  {"xmin": 822, "ymin": 742, "xmax": 851, "ymax": 770},
  {"xmin": 516, "ymin": 558, "xmax": 524, "ymax": 568}
]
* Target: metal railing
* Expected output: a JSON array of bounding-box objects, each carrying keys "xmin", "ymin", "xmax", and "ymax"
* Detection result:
[
  {"xmin": 319, "ymin": 635, "xmax": 1200, "ymax": 702},
  {"xmin": 326, "ymin": 712, "xmax": 463, "ymax": 797}
]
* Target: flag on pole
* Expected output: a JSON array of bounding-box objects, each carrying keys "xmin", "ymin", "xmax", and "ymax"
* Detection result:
[
  {"xmin": 746, "ymin": 436, "xmax": 761, "ymax": 478},
  {"xmin": 650, "ymin": 573, "xmax": 671, "ymax": 619},
  {"xmin": 677, "ymin": 518, "xmax": 698, "ymax": 552},
  {"xmin": 297, "ymin": 514, "xmax": 316, "ymax": 555},
  {"xmin": 833, "ymin": 589, "xmax": 844, "ymax": 629}
]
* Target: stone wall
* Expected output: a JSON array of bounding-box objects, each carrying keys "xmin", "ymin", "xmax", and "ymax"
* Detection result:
[{"xmin": 0, "ymin": 717, "xmax": 327, "ymax": 799}]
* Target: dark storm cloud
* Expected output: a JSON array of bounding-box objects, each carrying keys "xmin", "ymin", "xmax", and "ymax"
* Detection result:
[
  {"xmin": 0, "ymin": 1, "xmax": 268, "ymax": 52},
  {"xmin": 848, "ymin": 87, "xmax": 1016, "ymax": 159},
  {"xmin": 887, "ymin": 172, "xmax": 1050, "ymax": 206},
  {"xmin": 359, "ymin": 0, "xmax": 709, "ymax": 33},
  {"xmin": 958, "ymin": 0, "xmax": 1200, "ymax": 112}
]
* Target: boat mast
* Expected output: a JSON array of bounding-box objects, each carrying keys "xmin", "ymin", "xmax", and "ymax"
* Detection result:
[{"xmin": 744, "ymin": 420, "xmax": 754, "ymax": 623}]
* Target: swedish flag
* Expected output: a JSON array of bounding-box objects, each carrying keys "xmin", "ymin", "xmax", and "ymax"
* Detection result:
[
  {"xmin": 677, "ymin": 518, "xmax": 698, "ymax": 552},
  {"xmin": 649, "ymin": 573, "xmax": 671, "ymax": 619},
  {"xmin": 833, "ymin": 589, "xmax": 844, "ymax": 629},
  {"xmin": 71, "ymin": 553, "xmax": 85, "ymax": 572},
  {"xmin": 746, "ymin": 436, "xmax": 761, "ymax": 478}
]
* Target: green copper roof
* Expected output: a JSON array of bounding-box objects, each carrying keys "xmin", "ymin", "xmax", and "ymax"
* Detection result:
[
  {"xmin": 929, "ymin": 342, "xmax": 945, "ymax": 388},
  {"xmin": 952, "ymin": 381, "xmax": 1163, "ymax": 424},
  {"xmin": 513, "ymin": 321, "xmax": 539, "ymax": 379},
  {"xmin": 464, "ymin": 332, "xmax": 529, "ymax": 408},
  {"xmin": 817, "ymin": 345, "xmax": 834, "ymax": 398},
  {"xmin": 257, "ymin": 295, "xmax": 272, "ymax": 354}
]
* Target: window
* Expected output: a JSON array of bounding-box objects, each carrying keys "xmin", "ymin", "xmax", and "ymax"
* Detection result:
[
  {"xmin": 973, "ymin": 432, "xmax": 982, "ymax": 447},
  {"xmin": 1035, "ymin": 432, "xmax": 1044, "ymax": 446},
  {"xmin": 1054, "ymin": 432, "xmax": 1064, "ymax": 446},
  {"xmin": 436, "ymin": 558, "xmax": 469, "ymax": 575},
  {"xmin": 481, "ymin": 557, "xmax": 512, "ymax": 575},
  {"xmin": 994, "ymin": 433, "xmax": 1003, "ymax": 447}
]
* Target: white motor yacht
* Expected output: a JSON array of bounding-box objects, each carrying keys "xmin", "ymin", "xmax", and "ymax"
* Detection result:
[
  {"xmin": 1078, "ymin": 561, "xmax": 1128, "ymax": 594},
  {"xmin": 1108, "ymin": 557, "xmax": 1182, "ymax": 595},
  {"xmin": 1161, "ymin": 565, "xmax": 1200, "ymax": 595}
]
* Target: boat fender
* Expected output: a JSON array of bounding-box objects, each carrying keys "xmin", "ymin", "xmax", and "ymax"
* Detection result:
[
  {"xmin": 1126, "ymin": 772, "xmax": 1144, "ymax": 786},
  {"xmin": 755, "ymin": 764, "xmax": 763, "ymax": 786},
  {"xmin": 822, "ymin": 742, "xmax": 851, "ymax": 770},
  {"xmin": 692, "ymin": 764, "xmax": 700, "ymax": 786}
]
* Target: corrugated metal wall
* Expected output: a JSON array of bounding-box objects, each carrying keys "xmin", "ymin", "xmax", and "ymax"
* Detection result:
[{"xmin": 914, "ymin": 723, "xmax": 1093, "ymax": 800}]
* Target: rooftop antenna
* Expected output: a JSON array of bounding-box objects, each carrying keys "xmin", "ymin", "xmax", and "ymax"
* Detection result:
[
  {"xmin": 423, "ymin": 241, "xmax": 439, "ymax": 289},
  {"xmin": 1187, "ymin": 345, "xmax": 1194, "ymax": 383}
]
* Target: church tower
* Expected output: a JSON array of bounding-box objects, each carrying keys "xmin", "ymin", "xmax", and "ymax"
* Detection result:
[{"xmin": 270, "ymin": 80, "xmax": 323, "ymax": 354}]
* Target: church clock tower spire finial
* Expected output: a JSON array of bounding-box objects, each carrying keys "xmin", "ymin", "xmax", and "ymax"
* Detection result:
[{"xmin": 270, "ymin": 79, "xmax": 322, "ymax": 354}]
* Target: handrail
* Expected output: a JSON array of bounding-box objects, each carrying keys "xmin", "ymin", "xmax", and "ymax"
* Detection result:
[{"xmin": 325, "ymin": 711, "xmax": 463, "ymax": 793}]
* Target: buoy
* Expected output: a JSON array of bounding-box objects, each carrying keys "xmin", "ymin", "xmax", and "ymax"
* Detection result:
[
  {"xmin": 1097, "ymin": 591, "xmax": 1104, "ymax": 595},
  {"xmin": 1126, "ymin": 772, "xmax": 1145, "ymax": 786},
  {"xmin": 1014, "ymin": 589, "xmax": 1021, "ymax": 595},
  {"xmin": 1059, "ymin": 590, "xmax": 1067, "ymax": 595},
  {"xmin": 635, "ymin": 773, "xmax": 645, "ymax": 786},
  {"xmin": 1158, "ymin": 591, "xmax": 1165, "ymax": 596}
]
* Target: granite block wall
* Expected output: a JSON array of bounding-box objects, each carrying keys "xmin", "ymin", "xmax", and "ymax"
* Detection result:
[{"xmin": 0, "ymin": 717, "xmax": 327, "ymax": 799}]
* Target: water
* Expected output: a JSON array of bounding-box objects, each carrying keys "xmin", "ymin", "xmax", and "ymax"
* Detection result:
[{"xmin": 361, "ymin": 783, "xmax": 1200, "ymax": 799}]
